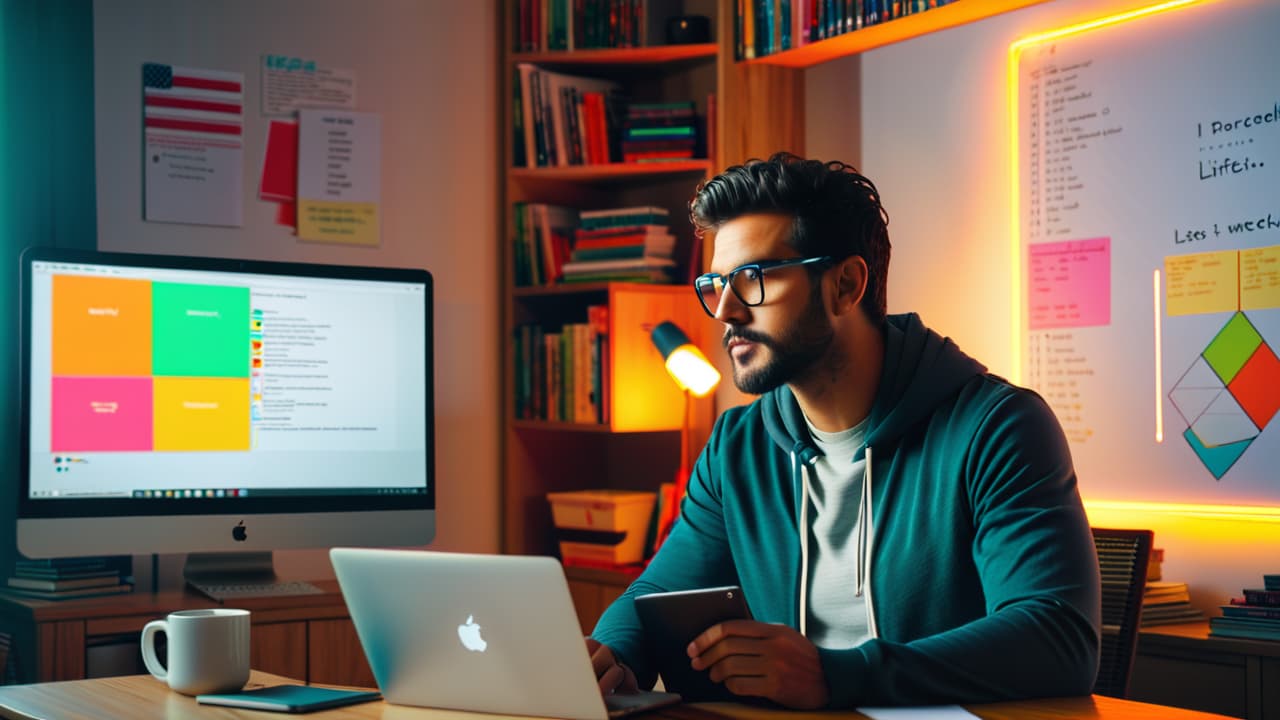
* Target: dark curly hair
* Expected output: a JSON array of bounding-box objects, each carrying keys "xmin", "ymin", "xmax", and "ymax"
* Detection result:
[{"xmin": 689, "ymin": 152, "xmax": 891, "ymax": 323}]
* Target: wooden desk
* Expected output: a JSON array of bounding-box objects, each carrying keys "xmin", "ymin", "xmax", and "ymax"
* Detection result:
[
  {"xmin": 0, "ymin": 581, "xmax": 373, "ymax": 687},
  {"xmin": 0, "ymin": 671, "xmax": 1238, "ymax": 720},
  {"xmin": 1132, "ymin": 620, "xmax": 1280, "ymax": 720}
]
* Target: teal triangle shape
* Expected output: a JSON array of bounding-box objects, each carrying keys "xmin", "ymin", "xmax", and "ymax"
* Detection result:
[{"xmin": 1183, "ymin": 427, "xmax": 1252, "ymax": 480}]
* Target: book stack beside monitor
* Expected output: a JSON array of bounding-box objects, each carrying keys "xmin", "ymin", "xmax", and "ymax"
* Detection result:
[
  {"xmin": 1213, "ymin": 574, "xmax": 1280, "ymax": 641},
  {"xmin": 5, "ymin": 557, "xmax": 134, "ymax": 601}
]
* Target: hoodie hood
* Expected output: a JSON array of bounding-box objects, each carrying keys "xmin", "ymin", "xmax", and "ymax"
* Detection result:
[{"xmin": 762, "ymin": 312, "xmax": 987, "ymax": 456}]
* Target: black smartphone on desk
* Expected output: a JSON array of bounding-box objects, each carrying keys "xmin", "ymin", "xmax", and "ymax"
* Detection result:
[{"xmin": 634, "ymin": 586, "xmax": 751, "ymax": 701}]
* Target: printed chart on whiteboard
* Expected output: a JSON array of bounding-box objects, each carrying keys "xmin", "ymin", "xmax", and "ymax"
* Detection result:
[{"xmin": 1015, "ymin": 0, "xmax": 1280, "ymax": 505}]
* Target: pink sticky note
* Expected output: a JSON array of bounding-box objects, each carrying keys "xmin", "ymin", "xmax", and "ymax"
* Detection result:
[{"xmin": 1028, "ymin": 237, "xmax": 1111, "ymax": 330}]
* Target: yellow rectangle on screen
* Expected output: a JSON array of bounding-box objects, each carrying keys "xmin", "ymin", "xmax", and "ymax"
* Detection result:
[{"xmin": 153, "ymin": 377, "xmax": 250, "ymax": 451}]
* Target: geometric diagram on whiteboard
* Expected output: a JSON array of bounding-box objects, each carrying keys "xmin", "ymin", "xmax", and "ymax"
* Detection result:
[{"xmin": 1169, "ymin": 312, "xmax": 1280, "ymax": 480}]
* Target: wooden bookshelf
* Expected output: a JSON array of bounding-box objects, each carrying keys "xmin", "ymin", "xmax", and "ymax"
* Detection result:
[
  {"xmin": 744, "ymin": 0, "xmax": 1052, "ymax": 68},
  {"xmin": 500, "ymin": 1, "xmax": 803, "ymax": 631},
  {"xmin": 500, "ymin": 1, "xmax": 724, "ymax": 575}
]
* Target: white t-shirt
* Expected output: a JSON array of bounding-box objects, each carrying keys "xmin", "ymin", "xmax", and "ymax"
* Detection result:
[{"xmin": 802, "ymin": 414, "xmax": 871, "ymax": 649}]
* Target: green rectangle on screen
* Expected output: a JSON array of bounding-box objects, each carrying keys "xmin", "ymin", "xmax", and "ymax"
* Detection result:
[{"xmin": 152, "ymin": 282, "xmax": 250, "ymax": 377}]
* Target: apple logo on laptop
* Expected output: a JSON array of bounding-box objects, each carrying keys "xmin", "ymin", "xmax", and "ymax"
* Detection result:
[
  {"xmin": 232, "ymin": 521, "xmax": 247, "ymax": 542},
  {"xmin": 457, "ymin": 615, "xmax": 487, "ymax": 652}
]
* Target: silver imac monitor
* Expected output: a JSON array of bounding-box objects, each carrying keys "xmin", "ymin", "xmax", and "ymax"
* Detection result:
[{"xmin": 18, "ymin": 247, "xmax": 434, "ymax": 587}]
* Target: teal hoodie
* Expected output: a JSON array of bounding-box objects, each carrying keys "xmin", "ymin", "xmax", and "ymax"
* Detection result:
[{"xmin": 592, "ymin": 313, "xmax": 1101, "ymax": 707}]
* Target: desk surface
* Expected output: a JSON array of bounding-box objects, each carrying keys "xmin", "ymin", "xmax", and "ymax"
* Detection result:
[{"xmin": 0, "ymin": 671, "xmax": 1238, "ymax": 720}]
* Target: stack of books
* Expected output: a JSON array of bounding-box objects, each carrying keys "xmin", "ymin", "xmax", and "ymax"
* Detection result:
[
  {"xmin": 513, "ymin": 304, "xmax": 610, "ymax": 424},
  {"xmin": 621, "ymin": 102, "xmax": 698, "ymax": 164},
  {"xmin": 513, "ymin": 202, "xmax": 578, "ymax": 287},
  {"xmin": 1140, "ymin": 547, "xmax": 1204, "ymax": 627},
  {"xmin": 5, "ymin": 556, "xmax": 134, "ymax": 601},
  {"xmin": 562, "ymin": 206, "xmax": 677, "ymax": 283},
  {"xmin": 1212, "ymin": 575, "xmax": 1280, "ymax": 641},
  {"xmin": 514, "ymin": 64, "xmax": 622, "ymax": 168}
]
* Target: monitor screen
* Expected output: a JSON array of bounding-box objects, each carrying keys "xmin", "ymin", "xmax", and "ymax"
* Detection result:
[{"xmin": 18, "ymin": 247, "xmax": 434, "ymax": 561}]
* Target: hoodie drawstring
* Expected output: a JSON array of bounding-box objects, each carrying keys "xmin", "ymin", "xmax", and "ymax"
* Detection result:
[
  {"xmin": 861, "ymin": 446, "xmax": 878, "ymax": 638},
  {"xmin": 795, "ymin": 449, "xmax": 812, "ymax": 637}
]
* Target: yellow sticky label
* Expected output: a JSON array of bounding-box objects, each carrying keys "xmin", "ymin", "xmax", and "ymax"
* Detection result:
[{"xmin": 298, "ymin": 200, "xmax": 380, "ymax": 247}]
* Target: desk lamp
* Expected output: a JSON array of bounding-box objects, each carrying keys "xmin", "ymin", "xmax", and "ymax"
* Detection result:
[{"xmin": 649, "ymin": 321, "xmax": 720, "ymax": 553}]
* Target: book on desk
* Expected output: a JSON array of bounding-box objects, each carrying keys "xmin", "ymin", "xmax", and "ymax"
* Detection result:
[{"xmin": 5, "ymin": 556, "xmax": 134, "ymax": 601}]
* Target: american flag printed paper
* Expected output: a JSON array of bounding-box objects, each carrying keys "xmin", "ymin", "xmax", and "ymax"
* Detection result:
[{"xmin": 142, "ymin": 62, "xmax": 245, "ymax": 227}]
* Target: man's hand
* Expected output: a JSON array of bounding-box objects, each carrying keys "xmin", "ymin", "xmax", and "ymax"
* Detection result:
[
  {"xmin": 587, "ymin": 638, "xmax": 639, "ymax": 696},
  {"xmin": 687, "ymin": 619, "xmax": 829, "ymax": 709}
]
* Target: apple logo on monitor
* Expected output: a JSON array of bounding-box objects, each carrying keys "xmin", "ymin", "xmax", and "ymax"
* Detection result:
[
  {"xmin": 457, "ymin": 615, "xmax": 487, "ymax": 652},
  {"xmin": 232, "ymin": 521, "xmax": 247, "ymax": 542}
]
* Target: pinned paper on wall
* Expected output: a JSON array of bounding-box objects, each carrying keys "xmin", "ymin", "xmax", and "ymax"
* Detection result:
[
  {"xmin": 1241, "ymin": 245, "xmax": 1280, "ymax": 311},
  {"xmin": 1027, "ymin": 237, "xmax": 1111, "ymax": 330},
  {"xmin": 142, "ymin": 62, "xmax": 245, "ymax": 227},
  {"xmin": 1165, "ymin": 249, "xmax": 1240, "ymax": 317},
  {"xmin": 296, "ymin": 109, "xmax": 381, "ymax": 246},
  {"xmin": 261, "ymin": 55, "xmax": 356, "ymax": 116},
  {"xmin": 258, "ymin": 120, "xmax": 299, "ymax": 230},
  {"xmin": 1166, "ymin": 246, "xmax": 1280, "ymax": 317}
]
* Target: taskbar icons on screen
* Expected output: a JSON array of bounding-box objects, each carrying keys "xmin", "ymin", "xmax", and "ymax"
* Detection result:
[
  {"xmin": 134, "ymin": 489, "xmax": 249, "ymax": 499},
  {"xmin": 130, "ymin": 487, "xmax": 424, "ymax": 499}
]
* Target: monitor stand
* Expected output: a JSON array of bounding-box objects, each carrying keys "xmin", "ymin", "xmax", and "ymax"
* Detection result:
[{"xmin": 184, "ymin": 552, "xmax": 323, "ymax": 601}]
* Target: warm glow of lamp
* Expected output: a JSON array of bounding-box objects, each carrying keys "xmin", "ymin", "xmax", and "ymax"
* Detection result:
[
  {"xmin": 651, "ymin": 321, "xmax": 720, "ymax": 397},
  {"xmin": 649, "ymin": 321, "xmax": 720, "ymax": 554}
]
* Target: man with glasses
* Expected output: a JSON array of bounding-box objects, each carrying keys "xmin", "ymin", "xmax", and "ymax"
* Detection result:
[{"xmin": 588, "ymin": 153, "xmax": 1100, "ymax": 709}]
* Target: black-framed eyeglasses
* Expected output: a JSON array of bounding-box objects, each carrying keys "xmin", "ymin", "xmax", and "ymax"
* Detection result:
[{"xmin": 693, "ymin": 256, "xmax": 833, "ymax": 318}]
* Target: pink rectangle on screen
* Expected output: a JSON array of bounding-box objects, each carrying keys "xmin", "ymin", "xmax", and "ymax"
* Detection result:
[
  {"xmin": 1028, "ymin": 237, "xmax": 1111, "ymax": 330},
  {"xmin": 51, "ymin": 377, "xmax": 153, "ymax": 452}
]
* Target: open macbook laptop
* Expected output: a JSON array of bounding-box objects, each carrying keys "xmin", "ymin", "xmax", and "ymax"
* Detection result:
[{"xmin": 330, "ymin": 548, "xmax": 681, "ymax": 720}]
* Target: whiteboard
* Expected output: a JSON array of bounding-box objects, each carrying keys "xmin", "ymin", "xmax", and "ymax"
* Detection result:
[{"xmin": 1016, "ymin": 0, "xmax": 1280, "ymax": 505}]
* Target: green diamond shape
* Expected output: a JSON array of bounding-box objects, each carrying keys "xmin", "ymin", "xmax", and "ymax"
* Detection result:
[{"xmin": 1203, "ymin": 312, "xmax": 1263, "ymax": 384}]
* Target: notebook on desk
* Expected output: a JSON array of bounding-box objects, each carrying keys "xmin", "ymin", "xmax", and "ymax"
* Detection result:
[{"xmin": 329, "ymin": 547, "xmax": 681, "ymax": 720}]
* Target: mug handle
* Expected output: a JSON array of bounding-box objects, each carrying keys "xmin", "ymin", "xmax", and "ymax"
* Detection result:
[{"xmin": 140, "ymin": 619, "xmax": 168, "ymax": 682}]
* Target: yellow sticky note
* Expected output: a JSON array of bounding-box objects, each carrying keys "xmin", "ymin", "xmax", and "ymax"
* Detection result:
[
  {"xmin": 1165, "ymin": 250, "xmax": 1239, "ymax": 316},
  {"xmin": 298, "ymin": 200, "xmax": 380, "ymax": 247},
  {"xmin": 1241, "ymin": 244, "xmax": 1280, "ymax": 311}
]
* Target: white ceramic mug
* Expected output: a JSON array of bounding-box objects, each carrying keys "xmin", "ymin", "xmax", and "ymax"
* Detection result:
[{"xmin": 141, "ymin": 608, "xmax": 250, "ymax": 695}]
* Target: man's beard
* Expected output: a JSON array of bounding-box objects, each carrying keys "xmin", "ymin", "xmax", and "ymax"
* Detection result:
[{"xmin": 725, "ymin": 291, "xmax": 833, "ymax": 395}]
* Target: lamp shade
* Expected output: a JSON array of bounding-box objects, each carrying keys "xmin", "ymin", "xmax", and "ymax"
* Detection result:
[{"xmin": 651, "ymin": 321, "xmax": 720, "ymax": 397}]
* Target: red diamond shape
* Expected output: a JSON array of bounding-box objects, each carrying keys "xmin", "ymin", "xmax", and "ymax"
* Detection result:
[{"xmin": 1228, "ymin": 343, "xmax": 1280, "ymax": 430}]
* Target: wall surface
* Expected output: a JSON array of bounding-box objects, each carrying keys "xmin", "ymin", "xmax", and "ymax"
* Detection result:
[
  {"xmin": 805, "ymin": 0, "xmax": 1280, "ymax": 611},
  {"xmin": 93, "ymin": 0, "xmax": 500, "ymax": 580}
]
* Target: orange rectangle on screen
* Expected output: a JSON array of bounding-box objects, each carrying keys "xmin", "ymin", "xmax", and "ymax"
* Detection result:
[{"xmin": 53, "ymin": 275, "xmax": 152, "ymax": 376}]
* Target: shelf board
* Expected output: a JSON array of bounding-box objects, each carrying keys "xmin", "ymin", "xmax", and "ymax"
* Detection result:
[
  {"xmin": 510, "ymin": 160, "xmax": 712, "ymax": 183},
  {"xmin": 512, "ymin": 43, "xmax": 716, "ymax": 66},
  {"xmin": 513, "ymin": 283, "xmax": 610, "ymax": 297},
  {"xmin": 513, "ymin": 281, "xmax": 689, "ymax": 298},
  {"xmin": 512, "ymin": 419, "xmax": 613, "ymax": 433},
  {"xmin": 746, "ymin": 0, "xmax": 1051, "ymax": 68}
]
